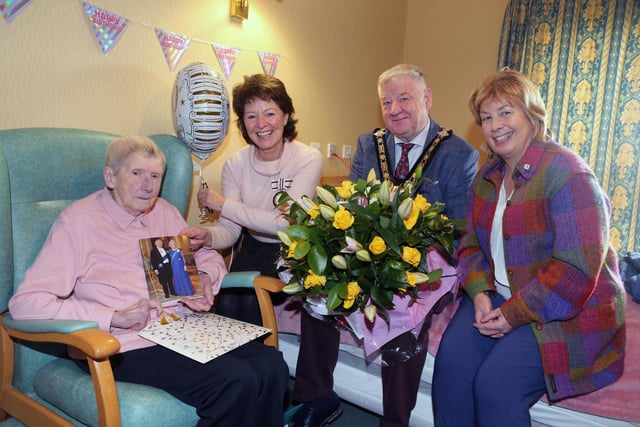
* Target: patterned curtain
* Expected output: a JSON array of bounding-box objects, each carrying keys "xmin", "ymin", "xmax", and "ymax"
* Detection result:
[{"xmin": 497, "ymin": 0, "xmax": 640, "ymax": 254}]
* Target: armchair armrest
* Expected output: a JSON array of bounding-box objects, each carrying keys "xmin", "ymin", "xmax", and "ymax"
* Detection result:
[
  {"xmin": 219, "ymin": 272, "xmax": 285, "ymax": 350},
  {"xmin": 3, "ymin": 317, "xmax": 99, "ymax": 333},
  {"xmin": 220, "ymin": 271, "xmax": 260, "ymax": 289},
  {"xmin": 0, "ymin": 313, "xmax": 121, "ymax": 427},
  {"xmin": 2, "ymin": 315, "xmax": 119, "ymax": 359},
  {"xmin": 254, "ymin": 276, "xmax": 285, "ymax": 349}
]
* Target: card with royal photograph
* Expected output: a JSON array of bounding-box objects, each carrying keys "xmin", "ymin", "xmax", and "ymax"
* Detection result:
[{"xmin": 140, "ymin": 235, "xmax": 202, "ymax": 307}]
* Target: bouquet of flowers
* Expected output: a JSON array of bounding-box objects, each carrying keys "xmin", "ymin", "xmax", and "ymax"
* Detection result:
[{"xmin": 277, "ymin": 169, "xmax": 463, "ymax": 322}]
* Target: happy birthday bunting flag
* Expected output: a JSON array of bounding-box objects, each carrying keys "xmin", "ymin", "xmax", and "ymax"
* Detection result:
[
  {"xmin": 212, "ymin": 44, "xmax": 241, "ymax": 80},
  {"xmin": 257, "ymin": 51, "xmax": 279, "ymax": 76},
  {"xmin": 1, "ymin": 0, "xmax": 34, "ymax": 24},
  {"xmin": 83, "ymin": 2, "xmax": 130, "ymax": 56},
  {"xmin": 155, "ymin": 28, "xmax": 190, "ymax": 72}
]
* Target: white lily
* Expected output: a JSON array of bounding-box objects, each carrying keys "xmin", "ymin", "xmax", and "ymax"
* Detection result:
[
  {"xmin": 319, "ymin": 204, "xmax": 336, "ymax": 219},
  {"xmin": 398, "ymin": 197, "xmax": 413, "ymax": 219},
  {"xmin": 366, "ymin": 168, "xmax": 379, "ymax": 184},
  {"xmin": 355, "ymin": 249, "xmax": 372, "ymax": 262},
  {"xmin": 316, "ymin": 186, "xmax": 339, "ymax": 209},
  {"xmin": 331, "ymin": 255, "xmax": 348, "ymax": 270},
  {"xmin": 277, "ymin": 230, "xmax": 292, "ymax": 246},
  {"xmin": 364, "ymin": 304, "xmax": 377, "ymax": 322},
  {"xmin": 282, "ymin": 283, "xmax": 304, "ymax": 294},
  {"xmin": 378, "ymin": 180, "xmax": 391, "ymax": 206},
  {"xmin": 340, "ymin": 236, "xmax": 363, "ymax": 253},
  {"xmin": 297, "ymin": 196, "xmax": 317, "ymax": 213},
  {"xmin": 411, "ymin": 272, "xmax": 430, "ymax": 284}
]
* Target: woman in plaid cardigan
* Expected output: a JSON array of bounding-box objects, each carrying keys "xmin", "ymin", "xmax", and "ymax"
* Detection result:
[{"xmin": 432, "ymin": 69, "xmax": 625, "ymax": 427}]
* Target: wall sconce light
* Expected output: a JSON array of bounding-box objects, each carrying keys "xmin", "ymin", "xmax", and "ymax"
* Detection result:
[{"xmin": 230, "ymin": 0, "xmax": 249, "ymax": 20}]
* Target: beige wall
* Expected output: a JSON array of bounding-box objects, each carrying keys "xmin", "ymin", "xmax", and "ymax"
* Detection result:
[
  {"xmin": 405, "ymin": 0, "xmax": 510, "ymax": 164},
  {"xmin": 0, "ymin": 0, "xmax": 507, "ymax": 225}
]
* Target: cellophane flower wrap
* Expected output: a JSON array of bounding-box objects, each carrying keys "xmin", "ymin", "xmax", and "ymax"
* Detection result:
[{"xmin": 277, "ymin": 169, "xmax": 463, "ymax": 322}]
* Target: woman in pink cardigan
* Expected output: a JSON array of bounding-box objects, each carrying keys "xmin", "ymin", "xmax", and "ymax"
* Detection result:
[
  {"xmin": 432, "ymin": 69, "xmax": 625, "ymax": 427},
  {"xmin": 182, "ymin": 74, "xmax": 323, "ymax": 325}
]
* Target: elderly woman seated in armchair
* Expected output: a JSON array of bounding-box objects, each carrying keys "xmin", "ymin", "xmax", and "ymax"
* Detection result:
[{"xmin": 9, "ymin": 135, "xmax": 289, "ymax": 427}]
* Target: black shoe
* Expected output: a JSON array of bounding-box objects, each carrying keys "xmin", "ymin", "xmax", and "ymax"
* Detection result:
[{"xmin": 289, "ymin": 392, "xmax": 343, "ymax": 427}]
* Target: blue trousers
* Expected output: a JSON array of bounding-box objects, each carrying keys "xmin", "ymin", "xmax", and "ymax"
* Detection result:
[{"xmin": 432, "ymin": 295, "xmax": 546, "ymax": 427}]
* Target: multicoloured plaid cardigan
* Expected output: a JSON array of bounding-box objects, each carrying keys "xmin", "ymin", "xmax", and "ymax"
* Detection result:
[{"xmin": 458, "ymin": 139, "xmax": 626, "ymax": 401}]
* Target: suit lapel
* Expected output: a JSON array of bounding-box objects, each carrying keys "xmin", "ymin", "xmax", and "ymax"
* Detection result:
[{"xmin": 385, "ymin": 132, "xmax": 396, "ymax": 167}]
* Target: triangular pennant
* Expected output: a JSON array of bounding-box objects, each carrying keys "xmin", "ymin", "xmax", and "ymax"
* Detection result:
[
  {"xmin": 155, "ymin": 28, "xmax": 191, "ymax": 72},
  {"xmin": 1, "ymin": 0, "xmax": 34, "ymax": 24},
  {"xmin": 257, "ymin": 51, "xmax": 280, "ymax": 76},
  {"xmin": 212, "ymin": 44, "xmax": 241, "ymax": 80},
  {"xmin": 82, "ymin": 2, "xmax": 130, "ymax": 56}
]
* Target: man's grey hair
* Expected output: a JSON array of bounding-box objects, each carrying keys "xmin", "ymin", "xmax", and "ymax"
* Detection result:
[{"xmin": 378, "ymin": 64, "xmax": 427, "ymax": 95}]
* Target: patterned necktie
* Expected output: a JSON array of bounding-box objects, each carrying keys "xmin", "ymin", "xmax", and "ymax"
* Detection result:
[{"xmin": 395, "ymin": 143, "xmax": 414, "ymax": 180}]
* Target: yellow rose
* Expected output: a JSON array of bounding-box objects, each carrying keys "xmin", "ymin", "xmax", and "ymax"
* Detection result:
[
  {"xmin": 303, "ymin": 270, "xmax": 327, "ymax": 289},
  {"xmin": 336, "ymin": 181, "xmax": 355, "ymax": 199},
  {"xmin": 405, "ymin": 271, "xmax": 417, "ymax": 287},
  {"xmin": 343, "ymin": 281, "xmax": 361, "ymax": 309},
  {"xmin": 308, "ymin": 204, "xmax": 320, "ymax": 220},
  {"xmin": 333, "ymin": 205, "xmax": 355, "ymax": 230},
  {"xmin": 414, "ymin": 194, "xmax": 431, "ymax": 213},
  {"xmin": 402, "ymin": 246, "xmax": 421, "ymax": 267},
  {"xmin": 287, "ymin": 241, "xmax": 298, "ymax": 259},
  {"xmin": 368, "ymin": 236, "xmax": 387, "ymax": 255},
  {"xmin": 403, "ymin": 205, "xmax": 420, "ymax": 230}
]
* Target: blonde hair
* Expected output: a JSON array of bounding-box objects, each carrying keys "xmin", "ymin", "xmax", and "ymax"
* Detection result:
[
  {"xmin": 105, "ymin": 136, "xmax": 166, "ymax": 173},
  {"xmin": 469, "ymin": 69, "xmax": 552, "ymax": 142}
]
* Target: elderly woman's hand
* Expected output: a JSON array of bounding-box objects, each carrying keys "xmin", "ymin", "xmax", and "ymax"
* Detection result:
[
  {"xmin": 180, "ymin": 272, "xmax": 214, "ymax": 312},
  {"xmin": 111, "ymin": 298, "xmax": 160, "ymax": 331}
]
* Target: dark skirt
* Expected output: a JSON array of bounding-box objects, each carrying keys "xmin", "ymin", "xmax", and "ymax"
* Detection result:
[{"xmin": 213, "ymin": 230, "xmax": 283, "ymax": 325}]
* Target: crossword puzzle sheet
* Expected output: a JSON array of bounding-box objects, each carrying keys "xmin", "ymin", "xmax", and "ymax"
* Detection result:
[{"xmin": 139, "ymin": 312, "xmax": 271, "ymax": 363}]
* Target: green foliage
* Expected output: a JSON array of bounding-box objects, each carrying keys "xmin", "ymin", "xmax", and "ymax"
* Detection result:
[{"xmin": 277, "ymin": 169, "xmax": 461, "ymax": 320}]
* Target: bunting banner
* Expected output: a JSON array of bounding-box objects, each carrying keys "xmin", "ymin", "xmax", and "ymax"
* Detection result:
[
  {"xmin": 83, "ymin": 2, "xmax": 130, "ymax": 55},
  {"xmin": 1, "ymin": 0, "xmax": 34, "ymax": 24},
  {"xmin": 155, "ymin": 28, "xmax": 191, "ymax": 72},
  {"xmin": 3, "ymin": 0, "xmax": 283, "ymax": 75},
  {"xmin": 257, "ymin": 51, "xmax": 279, "ymax": 76},
  {"xmin": 212, "ymin": 44, "xmax": 241, "ymax": 80}
]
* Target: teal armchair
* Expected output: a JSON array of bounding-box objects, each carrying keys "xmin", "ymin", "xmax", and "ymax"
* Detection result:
[{"xmin": 0, "ymin": 128, "xmax": 288, "ymax": 427}]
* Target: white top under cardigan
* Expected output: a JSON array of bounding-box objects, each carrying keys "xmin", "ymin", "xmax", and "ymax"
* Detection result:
[
  {"xmin": 490, "ymin": 180, "xmax": 513, "ymax": 299},
  {"xmin": 208, "ymin": 140, "xmax": 323, "ymax": 248}
]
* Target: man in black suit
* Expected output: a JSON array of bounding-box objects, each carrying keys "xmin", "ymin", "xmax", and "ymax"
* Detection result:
[{"xmin": 150, "ymin": 238, "xmax": 175, "ymax": 298}]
